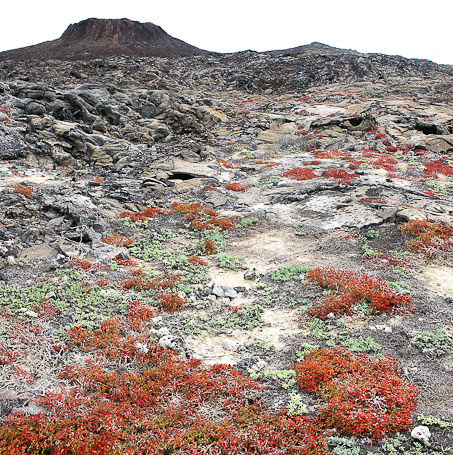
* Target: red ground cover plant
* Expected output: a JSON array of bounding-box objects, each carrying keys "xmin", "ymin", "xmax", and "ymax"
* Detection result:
[
  {"xmin": 255, "ymin": 160, "xmax": 281, "ymax": 167},
  {"xmin": 372, "ymin": 154, "xmax": 398, "ymax": 173},
  {"xmin": 283, "ymin": 167, "xmax": 316, "ymax": 181},
  {"xmin": 305, "ymin": 267, "xmax": 414, "ymax": 319},
  {"xmin": 154, "ymin": 292, "xmax": 185, "ymax": 313},
  {"xmin": 218, "ymin": 158, "xmax": 241, "ymax": 169},
  {"xmin": 186, "ymin": 255, "xmax": 208, "ymax": 266},
  {"xmin": 8, "ymin": 183, "xmax": 33, "ymax": 198},
  {"xmin": 313, "ymin": 149, "xmax": 350, "ymax": 160},
  {"xmin": 171, "ymin": 201, "xmax": 216, "ymax": 217},
  {"xmin": 0, "ymin": 308, "xmax": 329, "ymax": 455},
  {"xmin": 122, "ymin": 269, "xmax": 153, "ymax": 291},
  {"xmin": 151, "ymin": 272, "xmax": 181, "ymax": 290},
  {"xmin": 198, "ymin": 238, "xmax": 217, "ymax": 255},
  {"xmin": 112, "ymin": 254, "xmax": 139, "ymax": 267},
  {"xmin": 423, "ymin": 160, "xmax": 453, "ymax": 178},
  {"xmin": 202, "ymin": 184, "xmax": 219, "ymax": 192},
  {"xmin": 0, "ymin": 104, "xmax": 11, "ymax": 124},
  {"xmin": 359, "ymin": 198, "xmax": 387, "ymax": 205},
  {"xmin": 0, "ymin": 104, "xmax": 11, "ymax": 115},
  {"xmin": 321, "ymin": 169, "xmax": 358, "ymax": 185},
  {"xmin": 303, "ymin": 160, "xmax": 321, "ymax": 166},
  {"xmin": 225, "ymin": 182, "xmax": 248, "ymax": 191},
  {"xmin": 292, "ymin": 347, "xmax": 418, "ymax": 440},
  {"xmin": 70, "ymin": 257, "xmax": 106, "ymax": 273},
  {"xmin": 398, "ymin": 219, "xmax": 453, "ymax": 258},
  {"xmin": 190, "ymin": 215, "xmax": 236, "ymax": 232},
  {"xmin": 102, "ymin": 234, "xmax": 133, "ymax": 247},
  {"xmin": 120, "ymin": 207, "xmax": 172, "ymax": 222}
]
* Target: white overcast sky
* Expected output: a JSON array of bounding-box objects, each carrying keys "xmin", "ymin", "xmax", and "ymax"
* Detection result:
[{"xmin": 0, "ymin": 0, "xmax": 451, "ymax": 64}]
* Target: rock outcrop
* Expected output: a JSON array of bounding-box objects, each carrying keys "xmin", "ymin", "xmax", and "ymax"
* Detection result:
[{"xmin": 0, "ymin": 18, "xmax": 209, "ymax": 60}]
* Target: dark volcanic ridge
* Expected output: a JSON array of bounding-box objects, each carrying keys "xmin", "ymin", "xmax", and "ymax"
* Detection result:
[{"xmin": 0, "ymin": 18, "xmax": 209, "ymax": 60}]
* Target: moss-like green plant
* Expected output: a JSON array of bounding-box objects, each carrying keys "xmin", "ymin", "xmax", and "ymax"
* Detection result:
[
  {"xmin": 264, "ymin": 369, "xmax": 296, "ymax": 389},
  {"xmin": 217, "ymin": 255, "xmax": 247, "ymax": 270},
  {"xmin": 239, "ymin": 217, "xmax": 259, "ymax": 227},
  {"xmin": 411, "ymin": 329, "xmax": 453, "ymax": 356},
  {"xmin": 271, "ymin": 265, "xmax": 308, "ymax": 282},
  {"xmin": 366, "ymin": 229, "xmax": 380, "ymax": 239},
  {"xmin": 287, "ymin": 392, "xmax": 309, "ymax": 416}
]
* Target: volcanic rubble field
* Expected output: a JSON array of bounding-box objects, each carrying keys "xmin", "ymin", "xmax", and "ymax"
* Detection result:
[{"xmin": 0, "ymin": 54, "xmax": 452, "ymax": 454}]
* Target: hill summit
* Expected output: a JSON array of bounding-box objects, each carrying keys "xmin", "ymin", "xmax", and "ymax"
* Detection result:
[{"xmin": 0, "ymin": 18, "xmax": 209, "ymax": 60}]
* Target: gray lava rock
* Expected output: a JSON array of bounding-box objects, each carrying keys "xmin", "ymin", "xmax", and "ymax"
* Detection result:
[
  {"xmin": 243, "ymin": 269, "xmax": 257, "ymax": 280},
  {"xmin": 208, "ymin": 281, "xmax": 224, "ymax": 298},
  {"xmin": 223, "ymin": 286, "xmax": 238, "ymax": 299}
]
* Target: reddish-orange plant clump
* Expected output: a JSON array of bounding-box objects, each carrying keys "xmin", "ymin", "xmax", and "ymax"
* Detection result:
[
  {"xmin": 321, "ymin": 168, "xmax": 358, "ymax": 185},
  {"xmin": 305, "ymin": 266, "xmax": 414, "ymax": 319},
  {"xmin": 303, "ymin": 160, "xmax": 321, "ymax": 166},
  {"xmin": 218, "ymin": 158, "xmax": 241, "ymax": 169},
  {"xmin": 102, "ymin": 234, "xmax": 133, "ymax": 247},
  {"xmin": 202, "ymin": 184, "xmax": 219, "ymax": 192},
  {"xmin": 292, "ymin": 347, "xmax": 418, "ymax": 440},
  {"xmin": 8, "ymin": 183, "xmax": 33, "ymax": 198},
  {"xmin": 112, "ymin": 254, "xmax": 139, "ymax": 267},
  {"xmin": 172, "ymin": 201, "xmax": 216, "ymax": 217},
  {"xmin": 122, "ymin": 272, "xmax": 153, "ymax": 291},
  {"xmin": 423, "ymin": 160, "xmax": 453, "ymax": 178},
  {"xmin": 154, "ymin": 292, "xmax": 185, "ymax": 313},
  {"xmin": 120, "ymin": 207, "xmax": 173, "ymax": 222},
  {"xmin": 186, "ymin": 256, "xmax": 209, "ymax": 266},
  {"xmin": 399, "ymin": 219, "xmax": 453, "ymax": 258},
  {"xmin": 198, "ymin": 238, "xmax": 217, "ymax": 255},
  {"xmin": 176, "ymin": 202, "xmax": 235, "ymax": 232},
  {"xmin": 0, "ymin": 104, "xmax": 11, "ymax": 124},
  {"xmin": 70, "ymin": 257, "xmax": 102, "ymax": 272},
  {"xmin": 126, "ymin": 300, "xmax": 157, "ymax": 330},
  {"xmin": 283, "ymin": 167, "xmax": 316, "ymax": 181},
  {"xmin": 225, "ymin": 182, "xmax": 248, "ymax": 191},
  {"xmin": 151, "ymin": 272, "xmax": 181, "ymax": 290}
]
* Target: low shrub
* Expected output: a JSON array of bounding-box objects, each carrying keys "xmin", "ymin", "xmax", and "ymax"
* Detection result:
[
  {"xmin": 102, "ymin": 234, "xmax": 133, "ymax": 247},
  {"xmin": 225, "ymin": 182, "xmax": 248, "ymax": 191},
  {"xmin": 8, "ymin": 183, "xmax": 33, "ymax": 198},
  {"xmin": 321, "ymin": 169, "xmax": 357, "ymax": 185},
  {"xmin": 154, "ymin": 292, "xmax": 185, "ymax": 313},
  {"xmin": 424, "ymin": 160, "xmax": 453, "ymax": 178},
  {"xmin": 305, "ymin": 267, "xmax": 414, "ymax": 319},
  {"xmin": 399, "ymin": 219, "xmax": 453, "ymax": 258},
  {"xmin": 283, "ymin": 167, "xmax": 316, "ymax": 181},
  {"xmin": 292, "ymin": 347, "xmax": 418, "ymax": 440}
]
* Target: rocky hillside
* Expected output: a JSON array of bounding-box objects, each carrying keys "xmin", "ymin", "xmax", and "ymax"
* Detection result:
[
  {"xmin": 0, "ymin": 28, "xmax": 452, "ymax": 455},
  {"xmin": 0, "ymin": 18, "xmax": 208, "ymax": 60}
]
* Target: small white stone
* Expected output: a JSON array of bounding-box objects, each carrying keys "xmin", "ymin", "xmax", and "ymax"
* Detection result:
[
  {"xmin": 135, "ymin": 342, "xmax": 149, "ymax": 353},
  {"xmin": 411, "ymin": 425, "xmax": 431, "ymax": 442},
  {"xmin": 25, "ymin": 310, "xmax": 38, "ymax": 318}
]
